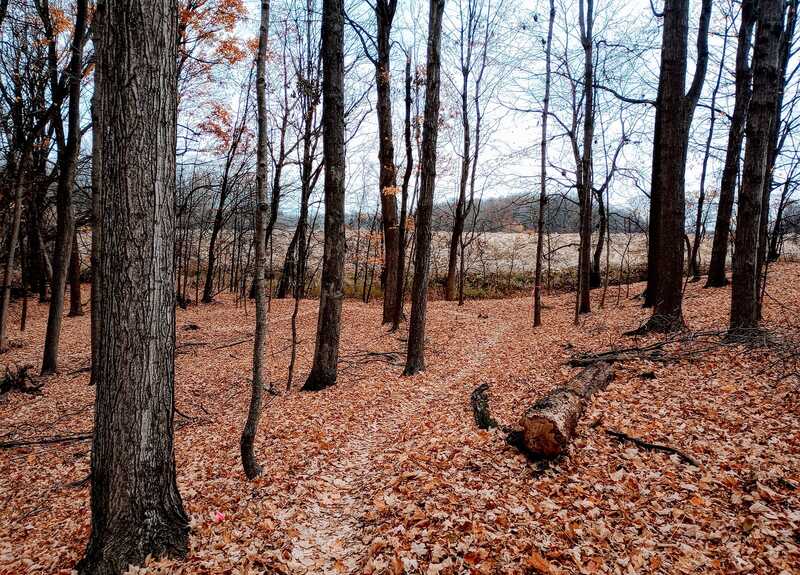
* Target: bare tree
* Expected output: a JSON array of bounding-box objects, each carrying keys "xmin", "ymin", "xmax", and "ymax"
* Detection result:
[
  {"xmin": 534, "ymin": 0, "xmax": 555, "ymax": 327},
  {"xmin": 40, "ymin": 0, "xmax": 89, "ymax": 374},
  {"xmin": 730, "ymin": 0, "xmax": 785, "ymax": 332},
  {"xmin": 404, "ymin": 0, "xmax": 446, "ymax": 376},
  {"xmin": 241, "ymin": 0, "xmax": 271, "ymax": 480},
  {"xmin": 640, "ymin": 0, "xmax": 711, "ymax": 331},
  {"xmin": 303, "ymin": 0, "xmax": 346, "ymax": 391},
  {"xmin": 706, "ymin": 0, "xmax": 756, "ymax": 288}
]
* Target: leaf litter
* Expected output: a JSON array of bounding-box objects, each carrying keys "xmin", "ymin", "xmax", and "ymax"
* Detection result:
[{"xmin": 0, "ymin": 263, "xmax": 798, "ymax": 574}]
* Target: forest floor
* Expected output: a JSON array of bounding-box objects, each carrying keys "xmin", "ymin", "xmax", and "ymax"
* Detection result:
[{"xmin": 1, "ymin": 264, "xmax": 799, "ymax": 575}]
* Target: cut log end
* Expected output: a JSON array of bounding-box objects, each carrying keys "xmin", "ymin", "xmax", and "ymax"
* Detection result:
[{"xmin": 519, "ymin": 363, "xmax": 614, "ymax": 459}]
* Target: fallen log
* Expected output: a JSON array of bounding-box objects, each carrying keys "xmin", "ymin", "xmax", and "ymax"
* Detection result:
[{"xmin": 519, "ymin": 362, "xmax": 614, "ymax": 458}]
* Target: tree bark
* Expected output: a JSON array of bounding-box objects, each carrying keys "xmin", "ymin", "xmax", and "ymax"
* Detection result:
[
  {"xmin": 241, "ymin": 0, "xmax": 270, "ymax": 480},
  {"xmin": 303, "ymin": 0, "xmax": 346, "ymax": 391},
  {"xmin": 520, "ymin": 362, "xmax": 613, "ymax": 458},
  {"xmin": 730, "ymin": 0, "xmax": 784, "ymax": 333},
  {"xmin": 706, "ymin": 0, "xmax": 756, "ymax": 288},
  {"xmin": 77, "ymin": 0, "xmax": 189, "ymax": 569},
  {"xmin": 404, "ymin": 0, "xmax": 445, "ymax": 376}
]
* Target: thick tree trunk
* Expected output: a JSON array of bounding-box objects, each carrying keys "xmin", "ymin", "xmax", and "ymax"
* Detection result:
[
  {"xmin": 404, "ymin": 0, "xmax": 445, "ymax": 376},
  {"xmin": 303, "ymin": 0, "xmax": 346, "ymax": 391},
  {"xmin": 533, "ymin": 0, "xmax": 554, "ymax": 327},
  {"xmin": 77, "ymin": 0, "xmax": 189, "ymax": 570},
  {"xmin": 68, "ymin": 229, "xmax": 83, "ymax": 316},
  {"xmin": 642, "ymin": 0, "xmax": 711, "ymax": 332},
  {"xmin": 730, "ymin": 0, "xmax": 784, "ymax": 333},
  {"xmin": 41, "ymin": 0, "xmax": 87, "ymax": 374},
  {"xmin": 241, "ymin": 0, "xmax": 270, "ymax": 480},
  {"xmin": 520, "ymin": 362, "xmax": 613, "ymax": 458},
  {"xmin": 707, "ymin": 0, "xmax": 756, "ymax": 288}
]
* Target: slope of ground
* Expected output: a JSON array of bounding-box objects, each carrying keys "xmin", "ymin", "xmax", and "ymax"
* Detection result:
[{"xmin": 0, "ymin": 264, "xmax": 798, "ymax": 574}]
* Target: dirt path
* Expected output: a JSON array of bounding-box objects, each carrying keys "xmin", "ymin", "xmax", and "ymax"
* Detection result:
[{"xmin": 284, "ymin": 309, "xmax": 520, "ymax": 573}]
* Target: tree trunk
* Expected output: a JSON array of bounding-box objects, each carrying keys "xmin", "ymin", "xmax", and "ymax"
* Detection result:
[
  {"xmin": 446, "ymin": 70, "xmax": 470, "ymax": 302},
  {"xmin": 375, "ymin": 1, "xmax": 400, "ymax": 323},
  {"xmin": 533, "ymin": 0, "xmax": 554, "ymax": 328},
  {"xmin": 202, "ymin": 169, "xmax": 231, "ymax": 303},
  {"xmin": 730, "ymin": 0, "xmax": 784, "ymax": 333},
  {"xmin": 41, "ymin": 0, "xmax": 88, "ymax": 374},
  {"xmin": 520, "ymin": 362, "xmax": 613, "ymax": 458},
  {"xmin": 0, "ymin": 157, "xmax": 28, "ymax": 353},
  {"xmin": 68, "ymin": 229, "xmax": 83, "ymax": 316},
  {"xmin": 691, "ymin": 26, "xmax": 728, "ymax": 281},
  {"xmin": 77, "ymin": 0, "xmax": 189, "ymax": 569},
  {"xmin": 642, "ymin": 0, "xmax": 711, "ymax": 332},
  {"xmin": 241, "ymin": 0, "xmax": 270, "ymax": 480},
  {"xmin": 303, "ymin": 0, "xmax": 346, "ymax": 391},
  {"xmin": 590, "ymin": 188, "xmax": 605, "ymax": 289},
  {"xmin": 706, "ymin": 0, "xmax": 755, "ymax": 288},
  {"xmin": 391, "ymin": 55, "xmax": 414, "ymax": 331},
  {"xmin": 756, "ymin": 0, "xmax": 797, "ymax": 314},
  {"xmin": 576, "ymin": 0, "xmax": 594, "ymax": 316},
  {"xmin": 404, "ymin": 0, "xmax": 445, "ymax": 376}
]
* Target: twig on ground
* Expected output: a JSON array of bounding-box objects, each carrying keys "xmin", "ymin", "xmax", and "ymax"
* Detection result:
[{"xmin": 606, "ymin": 429, "xmax": 700, "ymax": 467}]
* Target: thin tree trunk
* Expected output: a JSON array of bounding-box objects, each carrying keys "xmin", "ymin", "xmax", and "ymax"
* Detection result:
[
  {"xmin": 78, "ymin": 0, "xmax": 189, "ymax": 568},
  {"xmin": 576, "ymin": 0, "xmax": 594, "ymax": 316},
  {"xmin": 241, "ymin": 0, "xmax": 271, "ymax": 480},
  {"xmin": 0, "ymin": 159, "xmax": 27, "ymax": 353},
  {"xmin": 391, "ymin": 55, "xmax": 414, "ymax": 330},
  {"xmin": 374, "ymin": 0, "xmax": 400, "ymax": 323},
  {"xmin": 41, "ymin": 0, "xmax": 88, "ymax": 374},
  {"xmin": 68, "ymin": 229, "xmax": 83, "ymax": 316},
  {"xmin": 303, "ymin": 0, "xmax": 346, "ymax": 391},
  {"xmin": 404, "ymin": 0, "xmax": 445, "ymax": 376},
  {"xmin": 690, "ymin": 24, "xmax": 728, "ymax": 281},
  {"xmin": 706, "ymin": 0, "xmax": 756, "ymax": 288},
  {"xmin": 533, "ymin": 0, "xmax": 554, "ymax": 328}
]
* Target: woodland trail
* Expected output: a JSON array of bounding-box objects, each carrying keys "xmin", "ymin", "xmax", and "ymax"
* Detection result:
[{"xmin": 285, "ymin": 307, "xmax": 522, "ymax": 573}]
